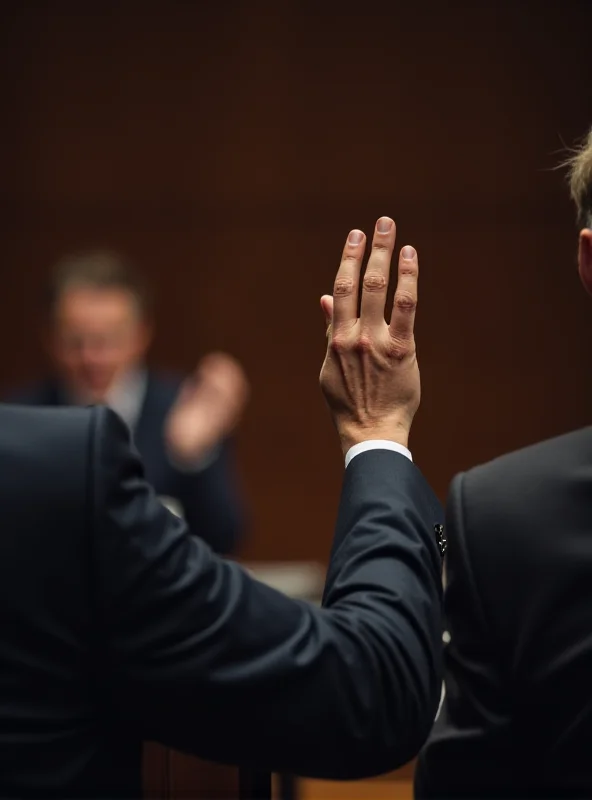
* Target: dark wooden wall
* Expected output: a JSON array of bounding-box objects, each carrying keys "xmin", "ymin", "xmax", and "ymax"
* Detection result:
[{"xmin": 1, "ymin": 0, "xmax": 591, "ymax": 567}]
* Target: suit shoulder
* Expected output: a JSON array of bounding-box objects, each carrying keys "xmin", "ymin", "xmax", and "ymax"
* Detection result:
[
  {"xmin": 451, "ymin": 426, "xmax": 592, "ymax": 568},
  {"xmin": 0, "ymin": 403, "xmax": 95, "ymax": 438},
  {"xmin": 0, "ymin": 404, "xmax": 99, "ymax": 492},
  {"xmin": 464, "ymin": 426, "xmax": 592, "ymax": 493},
  {"xmin": 445, "ymin": 429, "xmax": 592, "ymax": 649}
]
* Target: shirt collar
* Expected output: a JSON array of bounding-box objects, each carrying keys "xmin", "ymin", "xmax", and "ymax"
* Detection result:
[
  {"xmin": 65, "ymin": 368, "xmax": 148, "ymax": 429},
  {"xmin": 104, "ymin": 368, "xmax": 148, "ymax": 429}
]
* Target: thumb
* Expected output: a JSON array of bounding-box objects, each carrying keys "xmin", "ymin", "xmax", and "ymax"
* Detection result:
[{"xmin": 320, "ymin": 294, "xmax": 334, "ymax": 327}]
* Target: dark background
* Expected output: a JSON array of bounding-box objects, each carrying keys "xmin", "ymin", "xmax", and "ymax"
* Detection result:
[{"xmin": 1, "ymin": 0, "xmax": 591, "ymax": 563}]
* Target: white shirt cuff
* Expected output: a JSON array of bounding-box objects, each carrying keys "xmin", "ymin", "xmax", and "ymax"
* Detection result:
[{"xmin": 345, "ymin": 440, "xmax": 413, "ymax": 468}]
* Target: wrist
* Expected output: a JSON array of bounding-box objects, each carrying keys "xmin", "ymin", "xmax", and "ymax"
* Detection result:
[
  {"xmin": 165, "ymin": 428, "xmax": 216, "ymax": 467},
  {"xmin": 338, "ymin": 421, "xmax": 411, "ymax": 457}
]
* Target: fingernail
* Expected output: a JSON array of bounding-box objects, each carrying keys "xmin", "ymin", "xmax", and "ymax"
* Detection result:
[
  {"xmin": 377, "ymin": 217, "xmax": 393, "ymax": 233},
  {"xmin": 402, "ymin": 245, "xmax": 416, "ymax": 259},
  {"xmin": 348, "ymin": 230, "xmax": 363, "ymax": 245}
]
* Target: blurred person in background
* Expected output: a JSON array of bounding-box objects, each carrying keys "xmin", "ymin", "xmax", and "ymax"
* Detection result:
[{"xmin": 7, "ymin": 250, "xmax": 248, "ymax": 554}]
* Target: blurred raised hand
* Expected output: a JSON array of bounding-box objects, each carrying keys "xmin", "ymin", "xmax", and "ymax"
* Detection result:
[{"xmin": 165, "ymin": 352, "xmax": 249, "ymax": 465}]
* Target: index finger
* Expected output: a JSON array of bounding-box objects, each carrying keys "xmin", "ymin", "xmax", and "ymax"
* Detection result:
[
  {"xmin": 388, "ymin": 245, "xmax": 418, "ymax": 341},
  {"xmin": 332, "ymin": 229, "xmax": 366, "ymax": 329}
]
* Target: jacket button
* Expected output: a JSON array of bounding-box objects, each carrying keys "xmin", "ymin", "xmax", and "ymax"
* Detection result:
[{"xmin": 434, "ymin": 523, "xmax": 447, "ymax": 557}]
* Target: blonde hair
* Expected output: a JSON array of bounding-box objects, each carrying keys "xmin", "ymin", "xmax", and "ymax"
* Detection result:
[{"xmin": 567, "ymin": 127, "xmax": 592, "ymax": 229}]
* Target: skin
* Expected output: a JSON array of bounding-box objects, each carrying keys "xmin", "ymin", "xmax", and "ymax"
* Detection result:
[
  {"xmin": 49, "ymin": 286, "xmax": 152, "ymax": 403},
  {"xmin": 319, "ymin": 216, "xmax": 420, "ymax": 455}
]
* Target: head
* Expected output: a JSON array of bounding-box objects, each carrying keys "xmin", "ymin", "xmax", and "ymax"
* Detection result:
[
  {"xmin": 46, "ymin": 251, "xmax": 153, "ymax": 403},
  {"xmin": 568, "ymin": 128, "xmax": 592, "ymax": 295}
]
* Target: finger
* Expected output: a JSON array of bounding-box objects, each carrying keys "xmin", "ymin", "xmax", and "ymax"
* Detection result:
[
  {"xmin": 332, "ymin": 229, "xmax": 366, "ymax": 329},
  {"xmin": 320, "ymin": 295, "xmax": 334, "ymax": 339},
  {"xmin": 320, "ymin": 294, "xmax": 333, "ymax": 322},
  {"xmin": 388, "ymin": 245, "xmax": 418, "ymax": 342},
  {"xmin": 359, "ymin": 217, "xmax": 396, "ymax": 328}
]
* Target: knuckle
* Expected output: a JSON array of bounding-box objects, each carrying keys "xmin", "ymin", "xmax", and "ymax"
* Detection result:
[
  {"xmin": 372, "ymin": 240, "xmax": 390, "ymax": 252},
  {"xmin": 330, "ymin": 335, "xmax": 348, "ymax": 354},
  {"xmin": 394, "ymin": 290, "xmax": 417, "ymax": 312},
  {"xmin": 362, "ymin": 272, "xmax": 387, "ymax": 292},
  {"xmin": 334, "ymin": 277, "xmax": 355, "ymax": 296},
  {"xmin": 354, "ymin": 334, "xmax": 373, "ymax": 354},
  {"xmin": 389, "ymin": 337, "xmax": 412, "ymax": 361}
]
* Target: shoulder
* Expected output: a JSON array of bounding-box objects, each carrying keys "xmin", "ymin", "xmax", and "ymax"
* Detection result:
[
  {"xmin": 0, "ymin": 403, "xmax": 125, "ymax": 456},
  {"xmin": 0, "ymin": 401, "xmax": 93, "ymax": 431},
  {"xmin": 448, "ymin": 427, "xmax": 592, "ymax": 592},
  {"xmin": 460, "ymin": 426, "xmax": 592, "ymax": 508},
  {"xmin": 0, "ymin": 403, "xmax": 98, "ymax": 476}
]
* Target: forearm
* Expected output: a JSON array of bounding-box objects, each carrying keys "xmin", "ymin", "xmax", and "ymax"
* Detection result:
[
  {"xmin": 96, "ymin": 409, "xmax": 443, "ymax": 779},
  {"xmin": 161, "ymin": 452, "xmax": 442, "ymax": 778},
  {"xmin": 322, "ymin": 449, "xmax": 445, "ymax": 772}
]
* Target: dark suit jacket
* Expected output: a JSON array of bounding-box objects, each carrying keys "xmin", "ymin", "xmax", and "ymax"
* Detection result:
[
  {"xmin": 415, "ymin": 427, "xmax": 592, "ymax": 799},
  {"xmin": 0, "ymin": 403, "xmax": 443, "ymax": 798},
  {"xmin": 7, "ymin": 373, "xmax": 243, "ymax": 554}
]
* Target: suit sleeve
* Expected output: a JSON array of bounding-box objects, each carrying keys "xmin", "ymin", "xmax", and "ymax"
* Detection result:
[
  {"xmin": 414, "ymin": 473, "xmax": 514, "ymax": 799},
  {"xmin": 90, "ymin": 406, "xmax": 444, "ymax": 779},
  {"xmin": 174, "ymin": 439, "xmax": 244, "ymax": 555}
]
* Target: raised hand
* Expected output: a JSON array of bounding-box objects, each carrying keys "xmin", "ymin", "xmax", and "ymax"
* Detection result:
[{"xmin": 319, "ymin": 216, "xmax": 420, "ymax": 455}]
